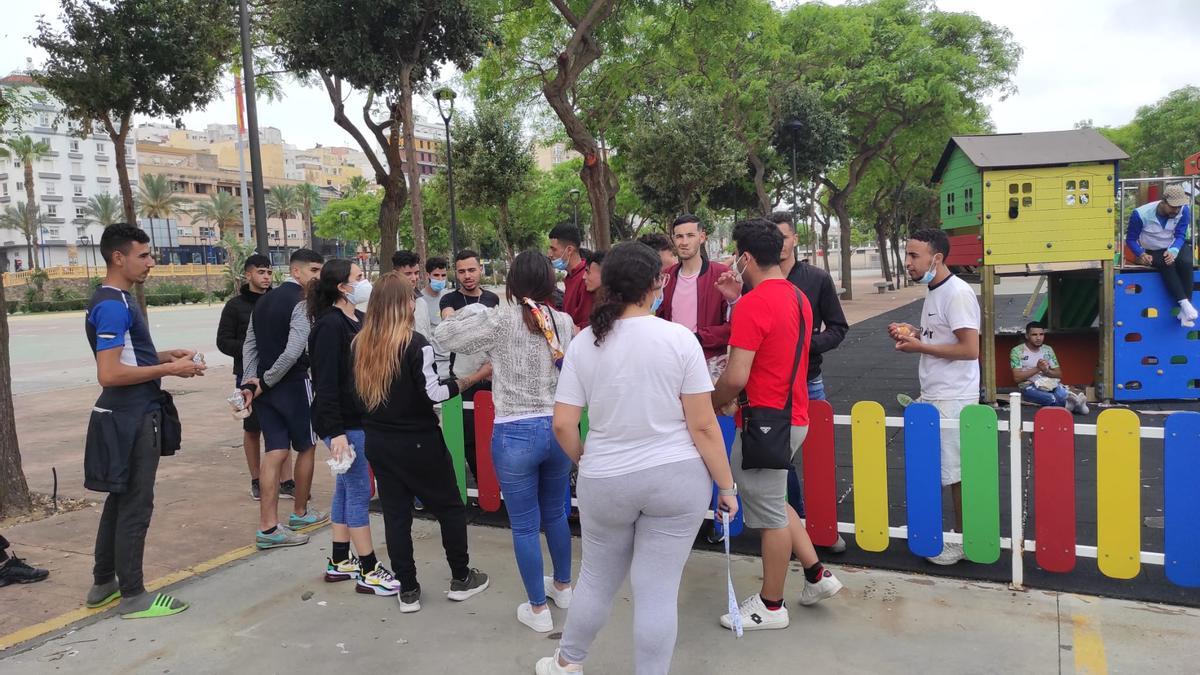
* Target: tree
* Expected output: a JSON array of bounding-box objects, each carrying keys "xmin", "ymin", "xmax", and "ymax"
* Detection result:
[
  {"xmin": 297, "ymin": 182, "xmax": 323, "ymax": 245},
  {"xmin": 0, "ymin": 135, "xmax": 52, "ymax": 269},
  {"xmin": 267, "ymin": 184, "xmax": 302, "ymax": 258},
  {"xmin": 271, "ymin": 0, "xmax": 494, "ymax": 269},
  {"xmin": 190, "ymin": 192, "xmax": 244, "ymax": 240},
  {"xmin": 621, "ymin": 96, "xmax": 745, "ymax": 219},
  {"xmin": 0, "ymin": 203, "xmax": 47, "ymax": 273},
  {"xmin": 344, "ymin": 175, "xmax": 371, "ymax": 198},
  {"xmin": 137, "ymin": 174, "xmax": 187, "ymax": 259},
  {"xmin": 453, "ymin": 104, "xmax": 536, "ymax": 261},
  {"xmin": 1102, "ymin": 86, "xmax": 1200, "ymax": 176},
  {"xmin": 82, "ymin": 193, "xmax": 125, "ymax": 228},
  {"xmin": 314, "ymin": 192, "xmax": 384, "ymax": 254},
  {"xmin": 33, "ymin": 0, "xmax": 235, "ymax": 228},
  {"xmin": 784, "ymin": 0, "xmax": 1019, "ymax": 299}
]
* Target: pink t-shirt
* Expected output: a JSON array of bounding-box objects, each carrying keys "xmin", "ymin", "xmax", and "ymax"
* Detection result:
[{"xmin": 671, "ymin": 270, "xmax": 700, "ymax": 332}]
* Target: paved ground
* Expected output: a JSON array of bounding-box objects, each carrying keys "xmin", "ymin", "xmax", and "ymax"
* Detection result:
[{"xmin": 5, "ymin": 519, "xmax": 1200, "ymax": 673}]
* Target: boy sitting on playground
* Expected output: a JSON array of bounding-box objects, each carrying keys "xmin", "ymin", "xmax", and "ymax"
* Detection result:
[
  {"xmin": 1126, "ymin": 183, "xmax": 1195, "ymax": 328},
  {"xmin": 1010, "ymin": 322, "xmax": 1089, "ymax": 415}
]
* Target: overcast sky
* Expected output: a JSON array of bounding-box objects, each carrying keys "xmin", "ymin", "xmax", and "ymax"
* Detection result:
[{"xmin": 2, "ymin": 1, "xmax": 1196, "ymax": 149}]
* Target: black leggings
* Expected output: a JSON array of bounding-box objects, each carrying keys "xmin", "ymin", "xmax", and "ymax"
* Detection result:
[
  {"xmin": 366, "ymin": 428, "xmax": 469, "ymax": 591},
  {"xmin": 1149, "ymin": 246, "xmax": 1195, "ymax": 303}
]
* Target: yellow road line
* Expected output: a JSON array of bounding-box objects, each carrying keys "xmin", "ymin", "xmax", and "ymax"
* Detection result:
[
  {"xmin": 0, "ymin": 523, "xmax": 325, "ymax": 652},
  {"xmin": 1072, "ymin": 614, "xmax": 1108, "ymax": 675}
]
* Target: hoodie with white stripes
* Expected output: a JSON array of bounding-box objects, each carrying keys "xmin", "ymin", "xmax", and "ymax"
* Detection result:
[{"xmin": 360, "ymin": 331, "xmax": 460, "ymax": 435}]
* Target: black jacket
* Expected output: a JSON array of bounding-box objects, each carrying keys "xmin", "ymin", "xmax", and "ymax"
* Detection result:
[
  {"xmin": 216, "ymin": 284, "xmax": 268, "ymax": 378},
  {"xmin": 85, "ymin": 390, "xmax": 181, "ymax": 493},
  {"xmin": 785, "ymin": 261, "xmax": 848, "ymax": 379},
  {"xmin": 308, "ymin": 308, "xmax": 366, "ymax": 438},
  {"xmin": 248, "ymin": 280, "xmax": 309, "ymax": 385},
  {"xmin": 361, "ymin": 332, "xmax": 460, "ymax": 436}
]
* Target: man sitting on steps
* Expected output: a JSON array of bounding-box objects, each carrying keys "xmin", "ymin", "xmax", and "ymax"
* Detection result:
[{"xmin": 1010, "ymin": 322, "xmax": 1089, "ymax": 415}]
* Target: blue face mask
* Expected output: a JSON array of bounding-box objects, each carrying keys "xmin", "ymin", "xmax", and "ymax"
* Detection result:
[
  {"xmin": 429, "ymin": 279, "xmax": 447, "ymax": 292},
  {"xmin": 917, "ymin": 255, "xmax": 942, "ymax": 285},
  {"xmin": 551, "ymin": 256, "xmax": 568, "ymax": 271},
  {"xmin": 650, "ymin": 290, "xmax": 663, "ymax": 313}
]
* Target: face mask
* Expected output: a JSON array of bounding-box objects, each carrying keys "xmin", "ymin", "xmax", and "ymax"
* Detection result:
[
  {"xmin": 345, "ymin": 279, "xmax": 372, "ymax": 305},
  {"xmin": 732, "ymin": 254, "xmax": 749, "ymax": 282},
  {"xmin": 551, "ymin": 256, "xmax": 568, "ymax": 271},
  {"xmin": 429, "ymin": 279, "xmax": 447, "ymax": 292},
  {"xmin": 650, "ymin": 290, "xmax": 663, "ymax": 314},
  {"xmin": 917, "ymin": 255, "xmax": 941, "ymax": 285}
]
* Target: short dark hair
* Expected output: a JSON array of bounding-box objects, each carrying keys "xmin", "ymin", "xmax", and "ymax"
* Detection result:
[
  {"xmin": 391, "ymin": 250, "xmax": 420, "ymax": 269},
  {"xmin": 908, "ymin": 228, "xmax": 951, "ymax": 258},
  {"xmin": 290, "ymin": 248, "xmax": 324, "ymax": 265},
  {"xmin": 766, "ymin": 211, "xmax": 796, "ymax": 231},
  {"xmin": 584, "ymin": 249, "xmax": 606, "ymax": 267},
  {"xmin": 425, "ymin": 256, "xmax": 448, "ymax": 274},
  {"xmin": 1025, "ymin": 321, "xmax": 1045, "ymax": 334},
  {"xmin": 670, "ymin": 213, "xmax": 701, "ymax": 232},
  {"xmin": 637, "ymin": 232, "xmax": 672, "ymax": 253},
  {"xmin": 99, "ymin": 223, "xmax": 149, "ymax": 264},
  {"xmin": 243, "ymin": 254, "xmax": 271, "ymax": 271},
  {"xmin": 548, "ymin": 222, "xmax": 582, "ymax": 247},
  {"xmin": 454, "ymin": 249, "xmax": 481, "ymax": 266},
  {"xmin": 732, "ymin": 219, "xmax": 783, "ymax": 267}
]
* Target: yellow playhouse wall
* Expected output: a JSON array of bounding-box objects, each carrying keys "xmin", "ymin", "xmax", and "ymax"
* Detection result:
[{"xmin": 981, "ymin": 164, "xmax": 1116, "ymax": 265}]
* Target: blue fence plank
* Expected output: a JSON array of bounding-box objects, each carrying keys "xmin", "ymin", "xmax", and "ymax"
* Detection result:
[
  {"xmin": 712, "ymin": 415, "xmax": 744, "ymax": 538},
  {"xmin": 1165, "ymin": 411, "xmax": 1200, "ymax": 587},
  {"xmin": 904, "ymin": 403, "xmax": 944, "ymax": 558}
]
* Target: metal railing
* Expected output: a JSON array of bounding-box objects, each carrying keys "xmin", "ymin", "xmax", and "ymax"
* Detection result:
[{"xmin": 3, "ymin": 263, "xmax": 225, "ymax": 287}]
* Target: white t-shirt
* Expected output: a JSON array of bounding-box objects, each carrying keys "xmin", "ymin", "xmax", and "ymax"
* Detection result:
[
  {"xmin": 554, "ymin": 315, "xmax": 714, "ymax": 479},
  {"xmin": 917, "ymin": 274, "xmax": 980, "ymax": 401}
]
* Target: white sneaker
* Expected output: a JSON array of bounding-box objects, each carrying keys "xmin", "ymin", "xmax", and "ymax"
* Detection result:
[
  {"xmin": 1071, "ymin": 392, "xmax": 1090, "ymax": 416},
  {"xmin": 535, "ymin": 649, "xmax": 583, "ymax": 674},
  {"xmin": 544, "ymin": 576, "xmax": 572, "ymax": 609},
  {"xmin": 798, "ymin": 568, "xmax": 844, "ymax": 606},
  {"xmin": 828, "ymin": 535, "xmax": 847, "ymax": 553},
  {"xmin": 518, "ymin": 601, "xmax": 554, "ymax": 633},
  {"xmin": 720, "ymin": 594, "xmax": 789, "ymax": 631},
  {"xmin": 926, "ymin": 541, "xmax": 965, "ymax": 566},
  {"xmin": 1064, "ymin": 394, "xmax": 1078, "ymax": 413}
]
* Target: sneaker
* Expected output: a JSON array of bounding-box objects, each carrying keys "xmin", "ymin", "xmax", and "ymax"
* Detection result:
[
  {"xmin": 0, "ymin": 555, "xmax": 49, "ymax": 586},
  {"xmin": 798, "ymin": 568, "xmax": 844, "ymax": 606},
  {"xmin": 535, "ymin": 650, "xmax": 583, "ymax": 674},
  {"xmin": 249, "ymin": 479, "xmax": 261, "ymax": 501},
  {"xmin": 1064, "ymin": 394, "xmax": 1078, "ymax": 413},
  {"xmin": 544, "ymin": 576, "xmax": 572, "ymax": 609},
  {"xmin": 1070, "ymin": 391, "xmax": 1090, "ymax": 416},
  {"xmin": 447, "ymin": 568, "xmax": 489, "ymax": 601},
  {"xmin": 827, "ymin": 535, "xmax": 847, "ymax": 554},
  {"xmin": 325, "ymin": 556, "xmax": 360, "ymax": 582},
  {"xmin": 413, "ymin": 497, "xmax": 424, "ymax": 511},
  {"xmin": 356, "ymin": 562, "xmax": 401, "ymax": 596},
  {"xmin": 399, "ymin": 587, "xmax": 421, "ymax": 613},
  {"xmin": 720, "ymin": 594, "xmax": 789, "ymax": 631},
  {"xmin": 517, "ymin": 601, "xmax": 554, "ymax": 633},
  {"xmin": 256, "ymin": 525, "xmax": 310, "ymax": 550},
  {"xmin": 925, "ymin": 541, "xmax": 965, "ymax": 566},
  {"xmin": 279, "ymin": 479, "xmax": 296, "ymax": 500},
  {"xmin": 288, "ymin": 508, "xmax": 329, "ymax": 530}
]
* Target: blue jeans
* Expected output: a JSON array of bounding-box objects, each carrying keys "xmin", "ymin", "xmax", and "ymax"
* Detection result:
[
  {"xmin": 1022, "ymin": 385, "xmax": 1068, "ymax": 408},
  {"xmin": 786, "ymin": 377, "xmax": 826, "ymax": 519},
  {"xmin": 323, "ymin": 429, "xmax": 371, "ymax": 528},
  {"xmin": 492, "ymin": 416, "xmax": 574, "ymax": 605}
]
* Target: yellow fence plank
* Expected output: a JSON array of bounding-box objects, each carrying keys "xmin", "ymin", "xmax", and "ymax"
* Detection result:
[
  {"xmin": 852, "ymin": 401, "xmax": 890, "ymax": 552},
  {"xmin": 1096, "ymin": 408, "xmax": 1141, "ymax": 580}
]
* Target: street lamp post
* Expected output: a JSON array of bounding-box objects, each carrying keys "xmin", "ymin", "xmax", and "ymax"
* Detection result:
[
  {"xmin": 434, "ymin": 87, "xmax": 459, "ymax": 256},
  {"xmin": 338, "ymin": 211, "xmax": 348, "ymax": 259},
  {"xmin": 77, "ymin": 236, "xmax": 91, "ymax": 278},
  {"xmin": 784, "ymin": 119, "xmax": 812, "ymax": 261},
  {"xmin": 38, "ymin": 226, "xmax": 48, "ymax": 269},
  {"xmin": 569, "ymin": 188, "xmax": 581, "ymax": 231}
]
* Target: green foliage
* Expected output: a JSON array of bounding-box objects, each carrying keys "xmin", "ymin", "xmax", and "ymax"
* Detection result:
[
  {"xmin": 83, "ymin": 193, "xmax": 124, "ymax": 227},
  {"xmin": 138, "ymin": 174, "xmax": 187, "ymax": 219},
  {"xmin": 315, "ymin": 193, "xmax": 385, "ymax": 249},
  {"xmin": 191, "ymin": 192, "xmax": 242, "ymax": 235},
  {"xmin": 0, "ymin": 202, "xmax": 47, "ymax": 269},
  {"xmin": 1100, "ymin": 86, "xmax": 1200, "ymax": 176},
  {"xmin": 343, "ymin": 176, "xmax": 371, "ymax": 198},
  {"xmin": 452, "ymin": 103, "xmax": 536, "ymax": 258},
  {"xmin": 220, "ymin": 230, "xmax": 258, "ymax": 290},
  {"xmin": 772, "ymin": 87, "xmax": 849, "ymax": 183},
  {"xmin": 0, "ymin": 135, "xmax": 52, "ymax": 173}
]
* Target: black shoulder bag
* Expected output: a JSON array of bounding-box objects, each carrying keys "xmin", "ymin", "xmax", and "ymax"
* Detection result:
[{"xmin": 739, "ymin": 289, "xmax": 804, "ymax": 470}]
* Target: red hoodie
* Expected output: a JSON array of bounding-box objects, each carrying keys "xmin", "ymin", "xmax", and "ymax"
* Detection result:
[{"xmin": 657, "ymin": 258, "xmax": 731, "ymax": 359}]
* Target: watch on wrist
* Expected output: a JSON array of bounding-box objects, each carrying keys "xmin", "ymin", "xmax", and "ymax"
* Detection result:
[{"xmin": 718, "ymin": 483, "xmax": 738, "ymax": 497}]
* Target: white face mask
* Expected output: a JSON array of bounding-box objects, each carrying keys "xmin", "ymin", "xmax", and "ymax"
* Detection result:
[{"xmin": 344, "ymin": 278, "xmax": 372, "ymax": 305}]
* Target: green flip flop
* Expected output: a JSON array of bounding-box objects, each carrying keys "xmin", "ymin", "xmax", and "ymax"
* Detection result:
[
  {"xmin": 121, "ymin": 593, "xmax": 189, "ymax": 619},
  {"xmin": 86, "ymin": 589, "xmax": 121, "ymax": 609}
]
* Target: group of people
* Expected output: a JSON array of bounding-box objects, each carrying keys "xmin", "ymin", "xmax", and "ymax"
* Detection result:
[{"xmin": 75, "ymin": 189, "xmax": 1179, "ymax": 670}]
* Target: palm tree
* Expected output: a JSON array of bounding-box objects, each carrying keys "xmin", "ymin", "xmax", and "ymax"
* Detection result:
[
  {"xmin": 267, "ymin": 184, "xmax": 301, "ymax": 258},
  {"xmin": 82, "ymin": 193, "xmax": 124, "ymax": 227},
  {"xmin": 1, "ymin": 203, "xmax": 48, "ymax": 271},
  {"xmin": 190, "ymin": 192, "xmax": 242, "ymax": 243},
  {"xmin": 345, "ymin": 175, "xmax": 370, "ymax": 198},
  {"xmin": 297, "ymin": 182, "xmax": 323, "ymax": 249},
  {"xmin": 138, "ymin": 173, "xmax": 187, "ymax": 261},
  {"xmin": 1, "ymin": 136, "xmax": 52, "ymax": 268}
]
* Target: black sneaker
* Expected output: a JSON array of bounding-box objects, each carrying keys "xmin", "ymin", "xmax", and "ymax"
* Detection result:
[
  {"xmin": 279, "ymin": 480, "xmax": 296, "ymax": 500},
  {"xmin": 250, "ymin": 479, "xmax": 261, "ymax": 501},
  {"xmin": 447, "ymin": 568, "xmax": 489, "ymax": 601},
  {"xmin": 0, "ymin": 556, "xmax": 50, "ymax": 586}
]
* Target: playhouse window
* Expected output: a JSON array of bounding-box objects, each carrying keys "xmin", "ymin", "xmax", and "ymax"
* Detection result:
[
  {"xmin": 1020, "ymin": 183, "xmax": 1033, "ymax": 208},
  {"xmin": 1065, "ymin": 178, "xmax": 1090, "ymax": 206},
  {"xmin": 963, "ymin": 187, "xmax": 974, "ymax": 213},
  {"xmin": 946, "ymin": 192, "xmax": 955, "ymax": 216}
]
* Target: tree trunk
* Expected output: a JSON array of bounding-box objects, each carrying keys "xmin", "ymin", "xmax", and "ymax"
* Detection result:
[
  {"xmin": 748, "ymin": 149, "xmax": 771, "ymax": 215},
  {"xmin": 0, "ymin": 270, "xmax": 32, "ymax": 517},
  {"xmin": 831, "ymin": 193, "xmax": 854, "ymax": 300},
  {"xmin": 399, "ymin": 67, "xmax": 427, "ymax": 263},
  {"xmin": 875, "ymin": 220, "xmax": 892, "ymax": 282},
  {"xmin": 23, "ymin": 159, "xmax": 38, "ymax": 270},
  {"xmin": 281, "ymin": 215, "xmax": 290, "ymax": 259},
  {"xmin": 497, "ymin": 201, "xmax": 515, "ymax": 263},
  {"xmin": 104, "ymin": 112, "xmax": 146, "ymax": 311},
  {"xmin": 24, "ymin": 234, "xmax": 33, "ymax": 273},
  {"xmin": 820, "ymin": 220, "xmax": 831, "ymax": 275},
  {"xmin": 376, "ymin": 169, "xmax": 405, "ymax": 273}
]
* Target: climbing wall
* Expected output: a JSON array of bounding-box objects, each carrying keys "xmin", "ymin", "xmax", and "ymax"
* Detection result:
[{"xmin": 1114, "ymin": 270, "xmax": 1200, "ymax": 401}]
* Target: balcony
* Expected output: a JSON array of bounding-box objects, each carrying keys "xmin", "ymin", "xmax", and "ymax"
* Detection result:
[
  {"xmin": 68, "ymin": 152, "xmax": 83, "ymax": 160},
  {"xmin": 97, "ymin": 176, "xmax": 111, "ymax": 183},
  {"xmin": 73, "ymin": 195, "xmax": 88, "ymax": 203},
  {"xmin": 95, "ymin": 154, "xmax": 109, "ymax": 163},
  {"xmin": 39, "ymin": 172, "xmax": 62, "ymax": 180},
  {"xmin": 0, "ymin": 196, "xmax": 9, "ymax": 204},
  {"xmin": 0, "ymin": 173, "xmax": 6, "ymax": 181},
  {"xmin": 70, "ymin": 174, "xmax": 85, "ymax": 182},
  {"xmin": 42, "ymin": 195, "xmax": 64, "ymax": 202},
  {"xmin": 45, "ymin": 217, "xmax": 66, "ymax": 224}
]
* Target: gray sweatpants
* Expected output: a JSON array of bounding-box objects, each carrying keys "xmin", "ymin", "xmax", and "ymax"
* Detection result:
[{"xmin": 559, "ymin": 458, "xmax": 711, "ymax": 675}]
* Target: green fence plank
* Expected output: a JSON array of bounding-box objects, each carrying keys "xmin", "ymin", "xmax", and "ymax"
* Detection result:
[
  {"xmin": 961, "ymin": 404, "xmax": 1001, "ymax": 563},
  {"xmin": 580, "ymin": 408, "xmax": 589, "ymax": 441},
  {"xmin": 441, "ymin": 396, "xmax": 467, "ymax": 504}
]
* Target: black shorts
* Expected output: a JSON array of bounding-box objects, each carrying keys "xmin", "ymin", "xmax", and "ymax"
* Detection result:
[
  {"xmin": 235, "ymin": 377, "xmax": 261, "ymax": 434},
  {"xmin": 255, "ymin": 377, "xmax": 317, "ymax": 453}
]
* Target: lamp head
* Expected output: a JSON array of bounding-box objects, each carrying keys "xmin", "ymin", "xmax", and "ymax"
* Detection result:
[{"xmin": 434, "ymin": 87, "xmax": 457, "ymax": 121}]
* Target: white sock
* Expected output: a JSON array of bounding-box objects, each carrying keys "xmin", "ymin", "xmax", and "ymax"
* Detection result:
[{"xmin": 1179, "ymin": 299, "xmax": 1198, "ymax": 320}]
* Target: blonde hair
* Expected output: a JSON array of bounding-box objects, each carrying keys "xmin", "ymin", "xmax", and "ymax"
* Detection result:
[{"xmin": 353, "ymin": 271, "xmax": 416, "ymax": 411}]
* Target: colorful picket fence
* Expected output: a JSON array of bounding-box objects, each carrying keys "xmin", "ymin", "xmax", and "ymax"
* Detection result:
[{"xmin": 442, "ymin": 391, "xmax": 1200, "ymax": 590}]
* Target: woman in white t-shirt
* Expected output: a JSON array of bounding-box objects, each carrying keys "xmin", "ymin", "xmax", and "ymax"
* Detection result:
[{"xmin": 535, "ymin": 242, "xmax": 739, "ymax": 675}]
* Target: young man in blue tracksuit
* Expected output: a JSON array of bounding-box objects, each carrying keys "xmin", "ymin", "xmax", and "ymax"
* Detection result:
[{"xmin": 1126, "ymin": 184, "xmax": 1195, "ymax": 328}]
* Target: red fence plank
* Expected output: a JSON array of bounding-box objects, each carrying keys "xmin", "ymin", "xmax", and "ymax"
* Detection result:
[
  {"xmin": 473, "ymin": 392, "xmax": 502, "ymax": 512},
  {"xmin": 1034, "ymin": 407, "xmax": 1076, "ymax": 573},
  {"xmin": 803, "ymin": 399, "xmax": 838, "ymax": 546}
]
